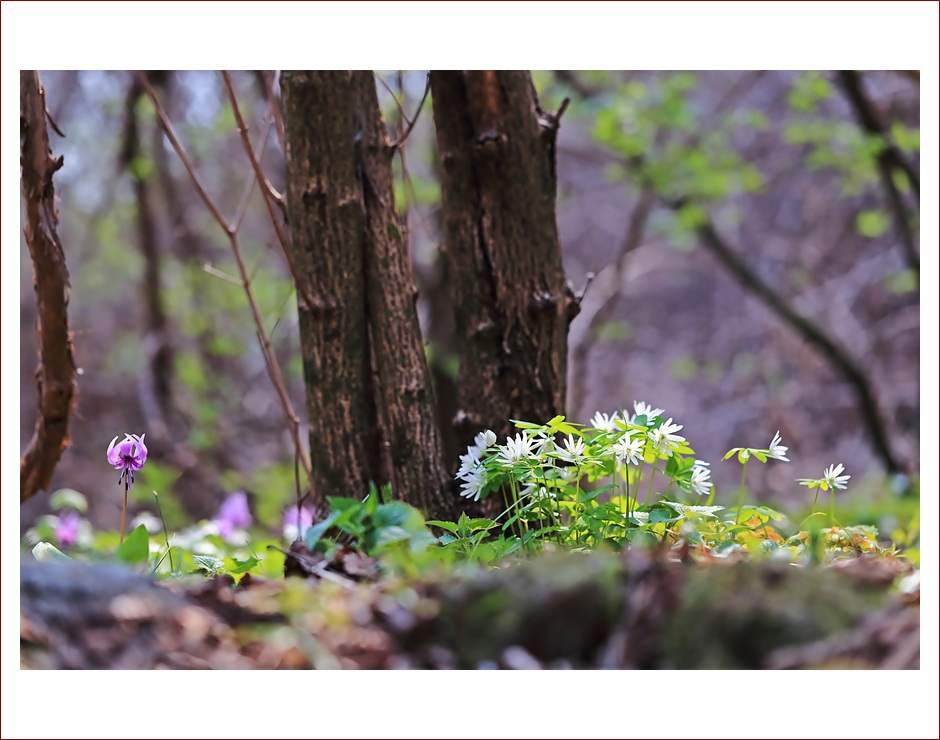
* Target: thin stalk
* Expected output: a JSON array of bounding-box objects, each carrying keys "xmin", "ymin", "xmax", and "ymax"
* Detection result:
[
  {"xmin": 734, "ymin": 460, "xmax": 749, "ymax": 525},
  {"xmin": 574, "ymin": 464, "xmax": 583, "ymax": 545},
  {"xmin": 153, "ymin": 490, "xmax": 174, "ymax": 572},
  {"xmin": 119, "ymin": 478, "xmax": 129, "ymax": 545},
  {"xmin": 643, "ymin": 464, "xmax": 657, "ymax": 506}
]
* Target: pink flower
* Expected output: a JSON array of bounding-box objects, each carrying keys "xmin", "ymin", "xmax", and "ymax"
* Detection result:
[
  {"xmin": 56, "ymin": 510, "xmax": 81, "ymax": 547},
  {"xmin": 283, "ymin": 505, "xmax": 314, "ymax": 540},
  {"xmin": 107, "ymin": 433, "xmax": 148, "ymax": 485},
  {"xmin": 214, "ymin": 492, "xmax": 252, "ymax": 537}
]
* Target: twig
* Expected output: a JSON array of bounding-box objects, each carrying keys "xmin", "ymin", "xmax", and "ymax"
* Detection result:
[
  {"xmin": 688, "ymin": 209, "xmax": 905, "ymax": 474},
  {"xmin": 136, "ymin": 71, "xmax": 313, "ymax": 483},
  {"xmin": 390, "ymin": 72, "xmax": 431, "ymax": 149},
  {"xmin": 836, "ymin": 71, "xmax": 919, "ymax": 274},
  {"xmin": 221, "ymin": 72, "xmax": 314, "ymax": 310},
  {"xmin": 836, "ymin": 71, "xmax": 920, "ymax": 199}
]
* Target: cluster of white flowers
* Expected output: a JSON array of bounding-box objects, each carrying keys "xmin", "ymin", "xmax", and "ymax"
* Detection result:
[
  {"xmin": 496, "ymin": 432, "xmax": 536, "ymax": 466},
  {"xmin": 456, "ymin": 429, "xmax": 496, "ymax": 501},
  {"xmin": 689, "ymin": 460, "xmax": 713, "ymax": 496}
]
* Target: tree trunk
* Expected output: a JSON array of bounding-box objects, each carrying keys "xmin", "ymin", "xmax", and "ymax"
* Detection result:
[
  {"xmin": 282, "ymin": 71, "xmax": 460, "ymax": 519},
  {"xmin": 20, "ymin": 70, "xmax": 78, "ymax": 503},
  {"xmin": 430, "ymin": 71, "xmax": 572, "ymax": 469},
  {"xmin": 351, "ymin": 74, "xmax": 459, "ymax": 519},
  {"xmin": 282, "ymin": 71, "xmax": 380, "ymax": 506}
]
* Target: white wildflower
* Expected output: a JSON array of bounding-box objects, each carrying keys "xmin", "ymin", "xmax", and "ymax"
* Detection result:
[
  {"xmin": 822, "ymin": 463, "xmax": 850, "ymax": 490},
  {"xmin": 458, "ymin": 465, "xmax": 488, "ymax": 501},
  {"xmin": 767, "ymin": 431, "xmax": 789, "ymax": 462},
  {"xmin": 473, "ymin": 429, "xmax": 497, "ymax": 452},
  {"xmin": 555, "ymin": 434, "xmax": 587, "ymax": 464},
  {"xmin": 590, "ymin": 411, "xmax": 619, "ymax": 432},
  {"xmin": 689, "ymin": 461, "xmax": 713, "ymax": 496},
  {"xmin": 648, "ymin": 418, "xmax": 686, "ymax": 457},
  {"xmin": 632, "ymin": 400, "xmax": 665, "ymax": 422},
  {"xmin": 496, "ymin": 432, "xmax": 535, "ymax": 467},
  {"xmin": 612, "ymin": 433, "xmax": 644, "ymax": 465},
  {"xmin": 456, "ymin": 445, "xmax": 482, "ymax": 479}
]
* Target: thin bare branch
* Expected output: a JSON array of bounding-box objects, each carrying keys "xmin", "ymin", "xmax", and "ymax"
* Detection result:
[
  {"xmin": 137, "ymin": 71, "xmax": 313, "ymax": 484},
  {"xmin": 688, "ymin": 209, "xmax": 906, "ymax": 475},
  {"xmin": 836, "ymin": 71, "xmax": 919, "ymax": 274},
  {"xmin": 219, "ymin": 71, "xmax": 313, "ymax": 311},
  {"xmin": 390, "ymin": 73, "xmax": 431, "ymax": 149}
]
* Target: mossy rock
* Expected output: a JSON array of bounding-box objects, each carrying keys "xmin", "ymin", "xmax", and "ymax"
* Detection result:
[{"xmin": 660, "ymin": 560, "xmax": 891, "ymax": 668}]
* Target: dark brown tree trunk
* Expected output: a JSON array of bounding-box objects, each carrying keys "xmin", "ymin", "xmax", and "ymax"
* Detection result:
[
  {"xmin": 282, "ymin": 71, "xmax": 460, "ymax": 519},
  {"xmin": 20, "ymin": 70, "xmax": 78, "ymax": 503},
  {"xmin": 430, "ymin": 71, "xmax": 572, "ymax": 469},
  {"xmin": 351, "ymin": 74, "xmax": 459, "ymax": 519},
  {"xmin": 282, "ymin": 71, "xmax": 380, "ymax": 506}
]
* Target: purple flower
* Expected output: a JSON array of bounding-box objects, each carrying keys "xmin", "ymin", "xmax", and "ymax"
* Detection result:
[
  {"xmin": 283, "ymin": 504, "xmax": 314, "ymax": 540},
  {"xmin": 56, "ymin": 510, "xmax": 81, "ymax": 547},
  {"xmin": 107, "ymin": 433, "xmax": 148, "ymax": 485},
  {"xmin": 214, "ymin": 491, "xmax": 252, "ymax": 537}
]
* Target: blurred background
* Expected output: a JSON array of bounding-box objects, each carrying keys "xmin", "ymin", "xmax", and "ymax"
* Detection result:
[{"xmin": 19, "ymin": 70, "xmax": 920, "ymax": 534}]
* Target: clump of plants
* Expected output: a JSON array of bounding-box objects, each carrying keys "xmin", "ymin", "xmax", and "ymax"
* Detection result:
[{"xmin": 24, "ymin": 402, "xmax": 916, "ymax": 583}]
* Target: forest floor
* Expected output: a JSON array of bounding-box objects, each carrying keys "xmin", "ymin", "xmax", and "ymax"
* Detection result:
[{"xmin": 21, "ymin": 546, "xmax": 919, "ymax": 670}]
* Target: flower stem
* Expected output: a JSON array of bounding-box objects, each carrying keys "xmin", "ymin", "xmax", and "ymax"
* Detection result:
[
  {"xmin": 734, "ymin": 460, "xmax": 749, "ymax": 525},
  {"xmin": 811, "ymin": 488, "xmax": 820, "ymax": 515},
  {"xmin": 643, "ymin": 464, "xmax": 656, "ymax": 506},
  {"xmin": 120, "ymin": 479, "xmax": 129, "ymax": 545},
  {"xmin": 153, "ymin": 490, "xmax": 174, "ymax": 572}
]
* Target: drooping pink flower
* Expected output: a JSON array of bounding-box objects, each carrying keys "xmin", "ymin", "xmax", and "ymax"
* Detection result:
[{"xmin": 107, "ymin": 433, "xmax": 148, "ymax": 485}]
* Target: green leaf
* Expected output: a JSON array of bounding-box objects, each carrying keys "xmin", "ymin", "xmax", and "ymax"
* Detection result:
[
  {"xmin": 226, "ymin": 556, "xmax": 260, "ymax": 575},
  {"xmin": 670, "ymin": 355, "xmax": 698, "ymax": 380},
  {"xmin": 649, "ymin": 507, "xmax": 678, "ymax": 524},
  {"xmin": 465, "ymin": 518, "xmax": 498, "ymax": 532},
  {"xmin": 32, "ymin": 541, "xmax": 72, "ymax": 563},
  {"xmin": 305, "ymin": 511, "xmax": 340, "ymax": 551},
  {"xmin": 49, "ymin": 488, "xmax": 88, "ymax": 513},
  {"xmin": 116, "ymin": 525, "xmax": 150, "ymax": 565},
  {"xmin": 425, "ymin": 520, "xmax": 459, "ymax": 534},
  {"xmin": 595, "ymin": 320, "xmax": 631, "ymax": 342},
  {"xmin": 856, "ymin": 209, "xmax": 889, "ymax": 238},
  {"xmin": 438, "ymin": 534, "xmax": 458, "ymax": 545},
  {"xmin": 192, "ymin": 554, "xmax": 225, "ymax": 574},
  {"xmin": 511, "ymin": 419, "xmax": 544, "ymax": 430},
  {"xmin": 884, "ymin": 269, "xmax": 918, "ymax": 294},
  {"xmin": 374, "ymin": 525, "xmax": 411, "ymax": 548}
]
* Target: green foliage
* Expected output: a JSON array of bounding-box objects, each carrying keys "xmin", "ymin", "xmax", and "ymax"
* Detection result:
[
  {"xmin": 115, "ymin": 524, "xmax": 151, "ymax": 565},
  {"xmin": 856, "ymin": 209, "xmax": 890, "ymax": 238}
]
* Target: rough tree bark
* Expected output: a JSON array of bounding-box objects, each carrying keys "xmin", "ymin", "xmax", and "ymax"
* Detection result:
[
  {"xmin": 430, "ymin": 71, "xmax": 573, "ymax": 464},
  {"xmin": 20, "ymin": 70, "xmax": 77, "ymax": 503},
  {"xmin": 282, "ymin": 71, "xmax": 460, "ymax": 519}
]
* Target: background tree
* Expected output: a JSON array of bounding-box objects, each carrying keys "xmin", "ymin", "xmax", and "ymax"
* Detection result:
[{"xmin": 430, "ymin": 71, "xmax": 575, "ymax": 475}]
